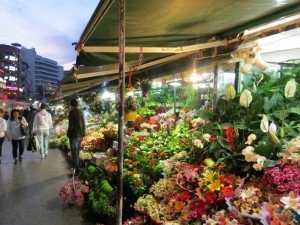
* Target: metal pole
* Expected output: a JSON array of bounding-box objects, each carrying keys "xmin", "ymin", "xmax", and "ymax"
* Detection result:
[
  {"xmin": 117, "ymin": 0, "xmax": 125, "ymax": 224},
  {"xmin": 213, "ymin": 64, "xmax": 218, "ymax": 109},
  {"xmin": 234, "ymin": 62, "xmax": 240, "ymax": 92}
]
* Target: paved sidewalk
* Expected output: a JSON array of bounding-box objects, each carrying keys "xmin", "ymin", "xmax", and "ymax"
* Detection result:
[{"xmin": 0, "ymin": 140, "xmax": 93, "ymax": 225}]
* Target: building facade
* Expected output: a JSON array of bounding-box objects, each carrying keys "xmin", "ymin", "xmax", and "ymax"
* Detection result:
[
  {"xmin": 0, "ymin": 44, "xmax": 32, "ymax": 101},
  {"xmin": 21, "ymin": 47, "xmax": 63, "ymax": 100}
]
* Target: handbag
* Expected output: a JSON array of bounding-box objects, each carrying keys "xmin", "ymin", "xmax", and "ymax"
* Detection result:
[{"xmin": 20, "ymin": 125, "xmax": 29, "ymax": 136}]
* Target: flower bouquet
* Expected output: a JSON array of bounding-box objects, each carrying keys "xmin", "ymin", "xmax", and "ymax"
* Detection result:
[
  {"xmin": 227, "ymin": 186, "xmax": 265, "ymax": 220},
  {"xmin": 59, "ymin": 177, "xmax": 89, "ymax": 206},
  {"xmin": 203, "ymin": 210, "xmax": 241, "ymax": 225},
  {"xmin": 265, "ymin": 192, "xmax": 300, "ymax": 225}
]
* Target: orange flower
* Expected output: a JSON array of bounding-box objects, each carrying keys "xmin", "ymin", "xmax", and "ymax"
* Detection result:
[{"xmin": 174, "ymin": 200, "xmax": 185, "ymax": 212}]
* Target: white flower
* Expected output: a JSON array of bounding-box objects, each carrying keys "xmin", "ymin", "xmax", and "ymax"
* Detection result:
[
  {"xmin": 203, "ymin": 133, "xmax": 211, "ymax": 142},
  {"xmin": 245, "ymin": 134, "xmax": 257, "ymax": 145},
  {"xmin": 194, "ymin": 139, "xmax": 203, "ymax": 148},
  {"xmin": 256, "ymin": 154, "xmax": 266, "ymax": 165},
  {"xmin": 269, "ymin": 122, "xmax": 276, "ymax": 135},
  {"xmin": 280, "ymin": 195, "xmax": 300, "ymax": 214},
  {"xmin": 253, "ymin": 163, "xmax": 263, "ymax": 171},
  {"xmin": 284, "ymin": 79, "xmax": 297, "ymax": 98},
  {"xmin": 239, "ymin": 89, "xmax": 253, "ymax": 107},
  {"xmin": 242, "ymin": 146, "xmax": 257, "ymax": 162},
  {"xmin": 269, "ymin": 122, "xmax": 280, "ymax": 143},
  {"xmin": 260, "ymin": 115, "xmax": 269, "ymax": 133},
  {"xmin": 252, "ymin": 155, "xmax": 266, "ymax": 171}
]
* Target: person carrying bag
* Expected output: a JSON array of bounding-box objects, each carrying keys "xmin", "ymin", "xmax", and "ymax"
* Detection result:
[
  {"xmin": 33, "ymin": 103, "xmax": 53, "ymax": 159},
  {"xmin": 7, "ymin": 109, "xmax": 28, "ymax": 164}
]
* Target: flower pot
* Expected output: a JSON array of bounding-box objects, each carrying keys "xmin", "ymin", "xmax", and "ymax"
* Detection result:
[{"xmin": 125, "ymin": 111, "xmax": 137, "ymax": 122}]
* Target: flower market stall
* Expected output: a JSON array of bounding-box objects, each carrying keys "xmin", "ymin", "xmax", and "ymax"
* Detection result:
[
  {"xmin": 55, "ymin": 63, "xmax": 300, "ymax": 224},
  {"xmin": 52, "ymin": 0, "xmax": 300, "ymax": 224}
]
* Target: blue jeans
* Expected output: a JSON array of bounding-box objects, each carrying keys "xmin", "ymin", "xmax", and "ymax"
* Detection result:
[
  {"xmin": 69, "ymin": 137, "xmax": 83, "ymax": 170},
  {"xmin": 37, "ymin": 129, "xmax": 49, "ymax": 157},
  {"xmin": 12, "ymin": 139, "xmax": 24, "ymax": 159}
]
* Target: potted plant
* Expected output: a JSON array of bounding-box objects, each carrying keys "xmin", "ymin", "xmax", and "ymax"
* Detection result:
[
  {"xmin": 139, "ymin": 79, "xmax": 152, "ymax": 97},
  {"xmin": 124, "ymin": 96, "xmax": 137, "ymax": 122}
]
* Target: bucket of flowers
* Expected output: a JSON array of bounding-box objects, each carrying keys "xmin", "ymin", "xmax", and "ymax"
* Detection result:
[{"xmin": 59, "ymin": 170, "xmax": 90, "ymax": 206}]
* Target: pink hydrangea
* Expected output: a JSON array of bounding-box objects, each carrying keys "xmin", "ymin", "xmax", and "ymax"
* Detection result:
[{"xmin": 261, "ymin": 162, "xmax": 300, "ymax": 194}]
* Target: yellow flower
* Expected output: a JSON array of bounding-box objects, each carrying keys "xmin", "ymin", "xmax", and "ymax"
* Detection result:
[
  {"xmin": 284, "ymin": 79, "xmax": 297, "ymax": 98},
  {"xmin": 249, "ymin": 196, "xmax": 259, "ymax": 204},
  {"xmin": 241, "ymin": 203, "xmax": 250, "ymax": 213},
  {"xmin": 245, "ymin": 134, "xmax": 257, "ymax": 145},
  {"xmin": 252, "ymin": 208, "xmax": 261, "ymax": 216},
  {"xmin": 203, "ymin": 170, "xmax": 219, "ymax": 183},
  {"xmin": 225, "ymin": 85, "xmax": 236, "ymax": 100},
  {"xmin": 233, "ymin": 200, "xmax": 240, "ymax": 207},
  {"xmin": 207, "ymin": 179, "xmax": 222, "ymax": 192},
  {"xmin": 240, "ymin": 89, "xmax": 253, "ymax": 107}
]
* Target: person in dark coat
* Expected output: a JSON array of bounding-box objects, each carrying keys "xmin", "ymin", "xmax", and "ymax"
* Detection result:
[
  {"xmin": 67, "ymin": 99, "xmax": 86, "ymax": 175},
  {"xmin": 26, "ymin": 106, "xmax": 37, "ymax": 136}
]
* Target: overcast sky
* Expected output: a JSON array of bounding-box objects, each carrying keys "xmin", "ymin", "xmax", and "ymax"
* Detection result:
[{"xmin": 0, "ymin": 0, "xmax": 99, "ymax": 70}]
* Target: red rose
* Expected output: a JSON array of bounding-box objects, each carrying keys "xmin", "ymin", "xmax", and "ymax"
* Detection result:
[
  {"xmin": 204, "ymin": 190, "xmax": 216, "ymax": 203},
  {"xmin": 220, "ymin": 186, "xmax": 234, "ymax": 198},
  {"xmin": 178, "ymin": 191, "xmax": 191, "ymax": 201},
  {"xmin": 220, "ymin": 175, "xmax": 234, "ymax": 185}
]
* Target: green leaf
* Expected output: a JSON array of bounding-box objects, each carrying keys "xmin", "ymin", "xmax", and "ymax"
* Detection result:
[
  {"xmin": 196, "ymin": 109, "xmax": 213, "ymax": 120},
  {"xmin": 255, "ymin": 141, "xmax": 275, "ymax": 158},
  {"xmin": 289, "ymin": 107, "xmax": 300, "ymax": 115},
  {"xmin": 217, "ymin": 138, "xmax": 231, "ymax": 151},
  {"xmin": 248, "ymin": 98, "xmax": 264, "ymax": 119},
  {"xmin": 272, "ymin": 110, "xmax": 288, "ymax": 121},
  {"xmin": 263, "ymin": 159, "xmax": 278, "ymax": 169}
]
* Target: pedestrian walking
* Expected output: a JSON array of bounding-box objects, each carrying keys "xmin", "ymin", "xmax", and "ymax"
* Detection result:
[
  {"xmin": 7, "ymin": 109, "xmax": 28, "ymax": 164},
  {"xmin": 0, "ymin": 109, "xmax": 7, "ymax": 164},
  {"xmin": 26, "ymin": 106, "xmax": 37, "ymax": 136},
  {"xmin": 67, "ymin": 99, "xmax": 86, "ymax": 175},
  {"xmin": 33, "ymin": 103, "xmax": 52, "ymax": 159},
  {"xmin": 3, "ymin": 111, "xmax": 9, "ymax": 120}
]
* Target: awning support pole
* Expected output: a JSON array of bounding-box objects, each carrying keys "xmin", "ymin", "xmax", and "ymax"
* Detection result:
[
  {"xmin": 234, "ymin": 62, "xmax": 240, "ymax": 93},
  {"xmin": 117, "ymin": 0, "xmax": 125, "ymax": 224},
  {"xmin": 213, "ymin": 64, "xmax": 218, "ymax": 109}
]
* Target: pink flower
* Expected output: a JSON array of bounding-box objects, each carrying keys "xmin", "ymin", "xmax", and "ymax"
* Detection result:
[
  {"xmin": 277, "ymin": 185, "xmax": 286, "ymax": 192},
  {"xmin": 75, "ymin": 189, "xmax": 82, "ymax": 197}
]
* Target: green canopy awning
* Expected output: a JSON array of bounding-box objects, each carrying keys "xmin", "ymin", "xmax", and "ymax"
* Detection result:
[
  {"xmin": 54, "ymin": 0, "xmax": 300, "ymax": 99},
  {"xmin": 76, "ymin": 0, "xmax": 300, "ymax": 66}
]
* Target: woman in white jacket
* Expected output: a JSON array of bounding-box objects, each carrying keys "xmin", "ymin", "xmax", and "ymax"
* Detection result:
[{"xmin": 33, "ymin": 103, "xmax": 53, "ymax": 159}]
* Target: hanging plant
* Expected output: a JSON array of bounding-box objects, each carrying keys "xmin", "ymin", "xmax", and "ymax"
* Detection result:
[
  {"xmin": 138, "ymin": 79, "xmax": 152, "ymax": 97},
  {"xmin": 125, "ymin": 96, "xmax": 138, "ymax": 121}
]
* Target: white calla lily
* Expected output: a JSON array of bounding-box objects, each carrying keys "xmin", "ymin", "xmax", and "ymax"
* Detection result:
[
  {"xmin": 239, "ymin": 89, "xmax": 253, "ymax": 107},
  {"xmin": 269, "ymin": 122, "xmax": 280, "ymax": 143},
  {"xmin": 284, "ymin": 79, "xmax": 297, "ymax": 98},
  {"xmin": 269, "ymin": 122, "xmax": 277, "ymax": 135},
  {"xmin": 260, "ymin": 115, "xmax": 269, "ymax": 133}
]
